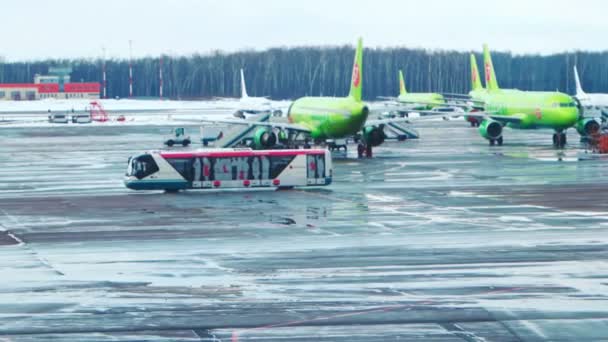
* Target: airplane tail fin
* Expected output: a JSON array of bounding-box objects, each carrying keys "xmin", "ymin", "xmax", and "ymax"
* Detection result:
[
  {"xmin": 574, "ymin": 65, "xmax": 586, "ymax": 96},
  {"xmin": 240, "ymin": 68, "xmax": 249, "ymax": 99},
  {"xmin": 399, "ymin": 70, "xmax": 407, "ymax": 95},
  {"xmin": 483, "ymin": 44, "xmax": 499, "ymax": 91},
  {"xmin": 470, "ymin": 54, "xmax": 483, "ymax": 91},
  {"xmin": 349, "ymin": 38, "xmax": 363, "ymax": 102}
]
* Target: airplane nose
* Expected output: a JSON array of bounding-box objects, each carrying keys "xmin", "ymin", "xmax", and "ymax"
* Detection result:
[{"xmin": 362, "ymin": 106, "xmax": 369, "ymax": 117}]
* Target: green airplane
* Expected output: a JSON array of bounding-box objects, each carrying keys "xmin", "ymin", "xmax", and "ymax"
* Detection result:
[
  {"xmin": 204, "ymin": 38, "xmax": 417, "ymax": 157},
  {"xmin": 463, "ymin": 44, "xmax": 597, "ymax": 148},
  {"xmin": 395, "ymin": 70, "xmax": 446, "ymax": 110}
]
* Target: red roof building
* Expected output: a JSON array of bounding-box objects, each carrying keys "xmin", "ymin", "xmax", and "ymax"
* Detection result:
[{"xmin": 0, "ymin": 82, "xmax": 100, "ymax": 100}]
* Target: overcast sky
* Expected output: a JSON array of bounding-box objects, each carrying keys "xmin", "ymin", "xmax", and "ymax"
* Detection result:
[{"xmin": 4, "ymin": 0, "xmax": 608, "ymax": 60}]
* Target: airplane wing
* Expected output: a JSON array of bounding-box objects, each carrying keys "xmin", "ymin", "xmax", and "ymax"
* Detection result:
[{"xmin": 445, "ymin": 111, "xmax": 524, "ymax": 125}]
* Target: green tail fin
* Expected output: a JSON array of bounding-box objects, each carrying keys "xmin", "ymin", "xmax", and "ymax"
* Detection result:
[
  {"xmin": 349, "ymin": 38, "xmax": 363, "ymax": 101},
  {"xmin": 483, "ymin": 44, "xmax": 499, "ymax": 91},
  {"xmin": 470, "ymin": 54, "xmax": 483, "ymax": 91},
  {"xmin": 399, "ymin": 70, "xmax": 407, "ymax": 95}
]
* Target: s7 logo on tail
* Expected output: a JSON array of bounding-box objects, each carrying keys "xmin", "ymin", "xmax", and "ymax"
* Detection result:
[
  {"xmin": 352, "ymin": 63, "xmax": 360, "ymax": 87},
  {"xmin": 485, "ymin": 63, "xmax": 491, "ymax": 83}
]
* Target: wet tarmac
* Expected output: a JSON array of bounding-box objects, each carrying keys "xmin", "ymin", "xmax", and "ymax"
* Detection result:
[{"xmin": 1, "ymin": 118, "xmax": 608, "ymax": 341}]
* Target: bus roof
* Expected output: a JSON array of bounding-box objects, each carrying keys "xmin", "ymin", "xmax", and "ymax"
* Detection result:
[{"xmin": 158, "ymin": 148, "xmax": 327, "ymax": 159}]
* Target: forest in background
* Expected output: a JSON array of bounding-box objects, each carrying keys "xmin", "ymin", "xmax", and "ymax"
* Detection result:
[{"xmin": 1, "ymin": 45, "xmax": 607, "ymax": 100}]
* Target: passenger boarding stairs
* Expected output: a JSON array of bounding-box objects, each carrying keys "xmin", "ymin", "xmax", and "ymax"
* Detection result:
[
  {"xmin": 383, "ymin": 121, "xmax": 420, "ymax": 140},
  {"xmin": 213, "ymin": 113, "xmax": 272, "ymax": 148}
]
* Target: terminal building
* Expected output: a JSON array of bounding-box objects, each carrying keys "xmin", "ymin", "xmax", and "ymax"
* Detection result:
[{"xmin": 0, "ymin": 67, "xmax": 100, "ymax": 100}]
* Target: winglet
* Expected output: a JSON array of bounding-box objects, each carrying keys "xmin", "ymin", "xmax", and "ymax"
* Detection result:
[
  {"xmin": 483, "ymin": 44, "xmax": 499, "ymax": 91},
  {"xmin": 470, "ymin": 54, "xmax": 483, "ymax": 91},
  {"xmin": 399, "ymin": 70, "xmax": 407, "ymax": 95},
  {"xmin": 574, "ymin": 65, "xmax": 585, "ymax": 96},
  {"xmin": 349, "ymin": 38, "xmax": 363, "ymax": 102},
  {"xmin": 240, "ymin": 68, "xmax": 249, "ymax": 99}
]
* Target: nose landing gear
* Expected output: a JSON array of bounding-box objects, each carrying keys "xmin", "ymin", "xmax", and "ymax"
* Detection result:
[
  {"xmin": 357, "ymin": 143, "xmax": 373, "ymax": 158},
  {"xmin": 553, "ymin": 131, "xmax": 567, "ymax": 148},
  {"xmin": 489, "ymin": 136, "xmax": 504, "ymax": 146}
]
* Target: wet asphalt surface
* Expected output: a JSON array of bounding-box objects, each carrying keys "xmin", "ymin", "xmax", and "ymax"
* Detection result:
[{"xmin": 1, "ymin": 118, "xmax": 608, "ymax": 341}]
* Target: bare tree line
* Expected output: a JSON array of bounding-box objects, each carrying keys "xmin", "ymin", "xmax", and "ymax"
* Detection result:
[{"xmin": 0, "ymin": 46, "xmax": 607, "ymax": 100}]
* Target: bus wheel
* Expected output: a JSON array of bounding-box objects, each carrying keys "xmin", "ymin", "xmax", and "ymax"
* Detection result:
[
  {"xmin": 164, "ymin": 189, "xmax": 179, "ymax": 193},
  {"xmin": 278, "ymin": 186, "xmax": 294, "ymax": 191}
]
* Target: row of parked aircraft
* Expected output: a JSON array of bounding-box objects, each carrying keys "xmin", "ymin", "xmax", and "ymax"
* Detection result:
[{"xmin": 204, "ymin": 39, "xmax": 605, "ymax": 154}]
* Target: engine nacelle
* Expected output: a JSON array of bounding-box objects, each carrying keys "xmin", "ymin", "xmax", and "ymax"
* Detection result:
[
  {"xmin": 253, "ymin": 128, "xmax": 277, "ymax": 149},
  {"xmin": 478, "ymin": 119, "xmax": 503, "ymax": 140},
  {"xmin": 576, "ymin": 118, "xmax": 600, "ymax": 136},
  {"xmin": 362, "ymin": 126, "xmax": 386, "ymax": 147}
]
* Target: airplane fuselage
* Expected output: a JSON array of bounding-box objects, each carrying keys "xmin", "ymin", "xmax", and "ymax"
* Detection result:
[
  {"xmin": 287, "ymin": 96, "xmax": 369, "ymax": 140},
  {"xmin": 470, "ymin": 89, "xmax": 579, "ymax": 130},
  {"xmin": 577, "ymin": 93, "xmax": 608, "ymax": 112},
  {"xmin": 398, "ymin": 93, "xmax": 445, "ymax": 110}
]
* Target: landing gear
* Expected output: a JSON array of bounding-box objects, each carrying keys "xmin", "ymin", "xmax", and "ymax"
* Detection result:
[
  {"xmin": 357, "ymin": 143, "xmax": 372, "ymax": 158},
  {"xmin": 489, "ymin": 136, "xmax": 503, "ymax": 146},
  {"xmin": 553, "ymin": 131, "xmax": 567, "ymax": 149},
  {"xmin": 357, "ymin": 143, "xmax": 365, "ymax": 158}
]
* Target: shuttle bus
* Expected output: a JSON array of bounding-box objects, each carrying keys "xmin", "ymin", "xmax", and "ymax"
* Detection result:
[{"xmin": 125, "ymin": 148, "xmax": 332, "ymax": 191}]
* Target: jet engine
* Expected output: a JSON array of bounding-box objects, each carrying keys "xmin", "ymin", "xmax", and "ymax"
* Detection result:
[
  {"xmin": 478, "ymin": 119, "xmax": 503, "ymax": 140},
  {"xmin": 576, "ymin": 117, "xmax": 600, "ymax": 136},
  {"xmin": 362, "ymin": 125, "xmax": 386, "ymax": 147},
  {"xmin": 253, "ymin": 128, "xmax": 277, "ymax": 149}
]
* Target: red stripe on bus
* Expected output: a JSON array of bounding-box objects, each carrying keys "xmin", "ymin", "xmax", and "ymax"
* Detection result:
[{"xmin": 160, "ymin": 150, "xmax": 326, "ymax": 159}]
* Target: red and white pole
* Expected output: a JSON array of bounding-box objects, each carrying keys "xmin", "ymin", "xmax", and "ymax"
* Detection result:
[
  {"xmin": 102, "ymin": 47, "xmax": 107, "ymax": 99},
  {"xmin": 128, "ymin": 40, "xmax": 133, "ymax": 98},
  {"xmin": 159, "ymin": 56, "xmax": 164, "ymax": 100}
]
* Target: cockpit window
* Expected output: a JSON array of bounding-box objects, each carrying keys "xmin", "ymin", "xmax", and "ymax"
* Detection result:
[
  {"xmin": 559, "ymin": 102, "xmax": 576, "ymax": 108},
  {"xmin": 127, "ymin": 154, "xmax": 159, "ymax": 179}
]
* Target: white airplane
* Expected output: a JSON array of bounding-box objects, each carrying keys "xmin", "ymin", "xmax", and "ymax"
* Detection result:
[
  {"xmin": 574, "ymin": 65, "xmax": 608, "ymax": 121},
  {"xmin": 233, "ymin": 68, "xmax": 282, "ymax": 118}
]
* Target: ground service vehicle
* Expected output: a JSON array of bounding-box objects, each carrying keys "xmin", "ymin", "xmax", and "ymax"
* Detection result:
[{"xmin": 125, "ymin": 148, "xmax": 332, "ymax": 191}]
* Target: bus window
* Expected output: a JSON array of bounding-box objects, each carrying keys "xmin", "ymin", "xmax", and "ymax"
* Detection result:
[
  {"xmin": 167, "ymin": 158, "xmax": 193, "ymax": 181},
  {"xmin": 307, "ymin": 155, "xmax": 325, "ymax": 179},
  {"xmin": 249, "ymin": 156, "xmax": 261, "ymax": 180},
  {"xmin": 316, "ymin": 155, "xmax": 325, "ymax": 178},
  {"xmin": 202, "ymin": 157, "xmax": 212, "ymax": 181},
  {"xmin": 128, "ymin": 154, "xmax": 159, "ymax": 179},
  {"xmin": 261, "ymin": 156, "xmax": 271, "ymax": 179},
  {"xmin": 193, "ymin": 158, "xmax": 202, "ymax": 182},
  {"xmin": 269, "ymin": 156, "xmax": 295, "ymax": 179},
  {"xmin": 234, "ymin": 157, "xmax": 248, "ymax": 180},
  {"xmin": 213, "ymin": 157, "xmax": 231, "ymax": 181}
]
